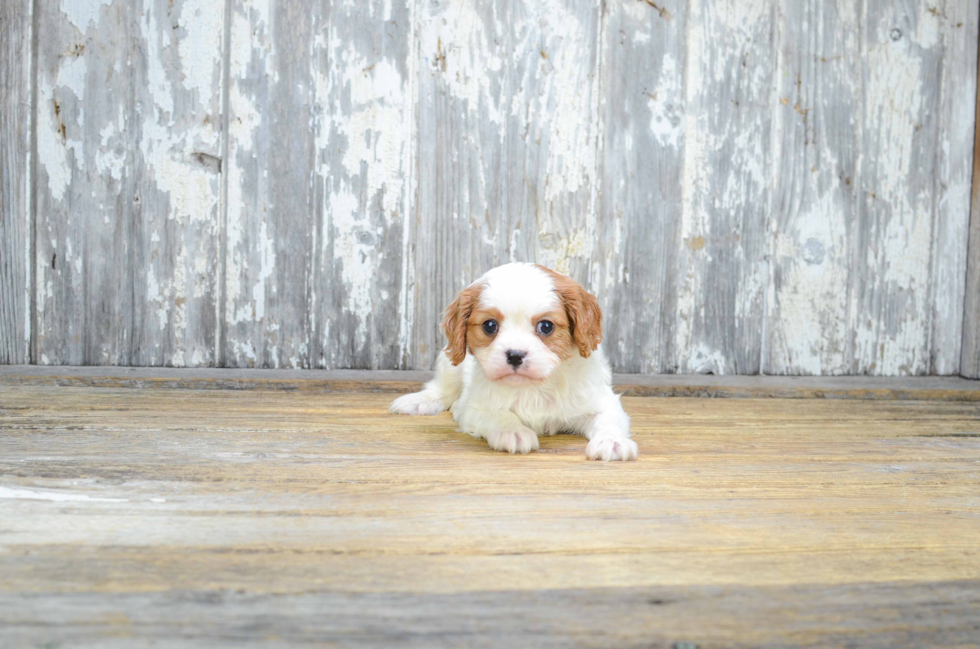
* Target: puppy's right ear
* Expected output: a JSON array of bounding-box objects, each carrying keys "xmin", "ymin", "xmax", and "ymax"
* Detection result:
[{"xmin": 441, "ymin": 282, "xmax": 483, "ymax": 365}]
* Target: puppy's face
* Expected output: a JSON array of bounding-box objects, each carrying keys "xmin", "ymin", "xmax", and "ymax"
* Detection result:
[{"xmin": 442, "ymin": 264, "xmax": 602, "ymax": 384}]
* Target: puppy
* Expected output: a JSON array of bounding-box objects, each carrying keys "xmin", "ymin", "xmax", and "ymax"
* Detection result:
[{"xmin": 390, "ymin": 263, "xmax": 637, "ymax": 461}]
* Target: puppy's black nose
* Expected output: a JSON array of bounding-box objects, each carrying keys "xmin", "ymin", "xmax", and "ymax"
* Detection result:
[{"xmin": 506, "ymin": 349, "xmax": 526, "ymax": 368}]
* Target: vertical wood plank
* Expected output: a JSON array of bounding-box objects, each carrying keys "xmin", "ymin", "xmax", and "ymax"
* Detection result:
[
  {"xmin": 224, "ymin": 0, "xmax": 414, "ymax": 369},
  {"xmin": 224, "ymin": 0, "xmax": 315, "ymax": 368},
  {"xmin": 855, "ymin": 0, "xmax": 962, "ymax": 375},
  {"xmin": 767, "ymin": 0, "xmax": 977, "ymax": 376},
  {"xmin": 593, "ymin": 1, "xmax": 686, "ymax": 373},
  {"xmin": 311, "ymin": 0, "xmax": 415, "ymax": 369},
  {"xmin": 0, "ymin": 0, "xmax": 33, "ymax": 364},
  {"xmin": 410, "ymin": 0, "xmax": 602, "ymax": 369},
  {"xmin": 765, "ymin": 0, "xmax": 863, "ymax": 375},
  {"xmin": 962, "ymin": 17, "xmax": 980, "ymax": 379},
  {"xmin": 34, "ymin": 0, "xmax": 224, "ymax": 366},
  {"xmin": 933, "ymin": 1, "xmax": 979, "ymax": 375},
  {"xmin": 675, "ymin": 0, "xmax": 775, "ymax": 374}
]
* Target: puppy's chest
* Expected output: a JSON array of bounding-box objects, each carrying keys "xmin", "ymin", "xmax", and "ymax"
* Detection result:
[{"xmin": 508, "ymin": 392, "xmax": 589, "ymax": 434}]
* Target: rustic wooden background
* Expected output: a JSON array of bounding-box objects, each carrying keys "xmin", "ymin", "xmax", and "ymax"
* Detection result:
[{"xmin": 2, "ymin": 0, "xmax": 979, "ymax": 376}]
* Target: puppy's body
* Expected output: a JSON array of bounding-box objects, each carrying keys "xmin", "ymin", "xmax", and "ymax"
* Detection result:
[{"xmin": 391, "ymin": 263, "xmax": 637, "ymax": 461}]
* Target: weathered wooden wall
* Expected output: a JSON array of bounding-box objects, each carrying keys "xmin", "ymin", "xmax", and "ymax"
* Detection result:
[
  {"xmin": 2, "ymin": 0, "xmax": 978, "ymax": 375},
  {"xmin": 32, "ymin": 0, "xmax": 225, "ymax": 366}
]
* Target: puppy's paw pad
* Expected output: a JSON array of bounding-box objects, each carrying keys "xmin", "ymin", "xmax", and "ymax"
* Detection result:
[
  {"xmin": 389, "ymin": 392, "xmax": 445, "ymax": 416},
  {"xmin": 487, "ymin": 429, "xmax": 540, "ymax": 454},
  {"xmin": 586, "ymin": 437, "xmax": 638, "ymax": 461}
]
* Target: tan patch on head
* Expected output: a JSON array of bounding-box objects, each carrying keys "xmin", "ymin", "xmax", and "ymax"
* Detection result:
[
  {"xmin": 533, "ymin": 310, "xmax": 574, "ymax": 361},
  {"xmin": 441, "ymin": 282, "xmax": 484, "ymax": 365},
  {"xmin": 467, "ymin": 307, "xmax": 504, "ymax": 354},
  {"xmin": 533, "ymin": 265, "xmax": 603, "ymax": 357}
]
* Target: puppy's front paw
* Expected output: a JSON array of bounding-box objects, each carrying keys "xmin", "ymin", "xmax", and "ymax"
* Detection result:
[
  {"xmin": 389, "ymin": 392, "xmax": 446, "ymax": 416},
  {"xmin": 486, "ymin": 428, "xmax": 540, "ymax": 455},
  {"xmin": 586, "ymin": 436, "xmax": 638, "ymax": 461}
]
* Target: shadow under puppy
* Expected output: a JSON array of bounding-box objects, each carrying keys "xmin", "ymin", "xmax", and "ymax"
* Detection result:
[{"xmin": 391, "ymin": 262, "xmax": 637, "ymax": 461}]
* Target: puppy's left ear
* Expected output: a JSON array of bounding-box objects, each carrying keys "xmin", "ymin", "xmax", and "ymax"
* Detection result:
[{"xmin": 564, "ymin": 282, "xmax": 603, "ymax": 358}]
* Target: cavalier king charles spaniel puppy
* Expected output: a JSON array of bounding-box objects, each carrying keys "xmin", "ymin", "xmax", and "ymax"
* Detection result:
[{"xmin": 391, "ymin": 262, "xmax": 637, "ymax": 461}]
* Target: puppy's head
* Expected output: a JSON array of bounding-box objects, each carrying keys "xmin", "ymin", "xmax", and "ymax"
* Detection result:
[{"xmin": 442, "ymin": 263, "xmax": 602, "ymax": 384}]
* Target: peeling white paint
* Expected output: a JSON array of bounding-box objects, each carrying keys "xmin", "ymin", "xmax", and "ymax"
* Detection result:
[
  {"xmin": 330, "ymin": 44, "xmax": 407, "ymax": 222},
  {"xmin": 252, "ymin": 219, "xmax": 275, "ymax": 323},
  {"xmin": 37, "ymin": 54, "xmax": 87, "ymax": 203},
  {"xmin": 177, "ymin": 0, "xmax": 223, "ymax": 107},
  {"xmin": 536, "ymin": 1, "xmax": 597, "ymax": 206},
  {"xmin": 95, "ymin": 115, "xmax": 126, "ymax": 181},
  {"xmin": 140, "ymin": 6, "xmax": 220, "ymax": 226},
  {"xmin": 327, "ymin": 188, "xmax": 374, "ymax": 325},
  {"xmin": 225, "ymin": 0, "xmax": 270, "ymax": 336},
  {"xmin": 537, "ymin": 228, "xmax": 588, "ymax": 276},
  {"xmin": 26, "ymin": 0, "xmax": 977, "ymax": 375},
  {"xmin": 60, "ymin": 0, "xmax": 113, "ymax": 34},
  {"xmin": 932, "ymin": 1, "xmax": 979, "ymax": 375},
  {"xmin": 144, "ymin": 5, "xmax": 175, "ymax": 118},
  {"xmin": 420, "ymin": 0, "xmax": 503, "ymax": 124},
  {"xmin": 771, "ymin": 192, "xmax": 849, "ymax": 375},
  {"xmin": 647, "ymin": 53, "xmax": 682, "ymax": 148},
  {"xmin": 686, "ymin": 343, "xmax": 728, "ymax": 375},
  {"xmin": 676, "ymin": 0, "xmax": 708, "ymax": 369},
  {"xmin": 855, "ymin": 10, "xmax": 929, "ymax": 375},
  {"xmin": 675, "ymin": 0, "xmax": 773, "ymax": 373},
  {"xmin": 34, "ymin": 0, "xmax": 225, "ymax": 366},
  {"xmin": 912, "ymin": 6, "xmax": 941, "ymax": 49},
  {"xmin": 311, "ymin": 4, "xmax": 415, "ymax": 358}
]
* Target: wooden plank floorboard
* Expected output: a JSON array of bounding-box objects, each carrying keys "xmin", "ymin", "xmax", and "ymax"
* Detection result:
[
  {"xmin": 2, "ymin": 366, "xmax": 980, "ymax": 401},
  {"xmin": 1, "ymin": 385, "xmax": 979, "ymax": 647},
  {"xmin": 3, "ymin": 582, "xmax": 979, "ymax": 649}
]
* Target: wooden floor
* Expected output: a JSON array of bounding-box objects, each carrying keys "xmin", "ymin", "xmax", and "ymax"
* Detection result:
[{"xmin": 1, "ymin": 380, "xmax": 979, "ymax": 647}]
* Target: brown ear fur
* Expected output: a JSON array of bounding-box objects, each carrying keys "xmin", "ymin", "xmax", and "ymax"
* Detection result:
[
  {"xmin": 535, "ymin": 265, "xmax": 603, "ymax": 357},
  {"xmin": 441, "ymin": 282, "xmax": 483, "ymax": 365}
]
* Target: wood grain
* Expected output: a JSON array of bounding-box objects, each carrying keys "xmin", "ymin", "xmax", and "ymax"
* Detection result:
[
  {"xmin": 766, "ymin": 0, "xmax": 861, "ymax": 375},
  {"xmin": 767, "ymin": 0, "xmax": 978, "ymax": 377},
  {"xmin": 3, "ymin": 1, "xmax": 980, "ymax": 376},
  {"xmin": 935, "ymin": 0, "xmax": 980, "ymax": 376},
  {"xmin": 1, "ymin": 384, "xmax": 979, "ymax": 645},
  {"xmin": 223, "ymin": 0, "xmax": 317, "ymax": 368},
  {"xmin": 32, "ymin": 0, "xmax": 224, "ymax": 367},
  {"xmin": 223, "ymin": 0, "xmax": 414, "ymax": 370},
  {"xmin": 676, "ymin": 0, "xmax": 774, "ymax": 375},
  {"xmin": 0, "ymin": 0, "xmax": 32, "ymax": 364},
  {"xmin": 409, "ymin": 0, "xmax": 603, "ymax": 370},
  {"xmin": 963, "ymin": 14, "xmax": 980, "ymax": 380},
  {"xmin": 310, "ymin": 0, "xmax": 416, "ymax": 370},
  {"xmin": 593, "ymin": 0, "xmax": 684, "ymax": 373},
  {"xmin": 3, "ymin": 582, "xmax": 979, "ymax": 648},
  {"xmin": 851, "ymin": 1, "xmax": 964, "ymax": 375},
  {"xmin": 2, "ymin": 365, "xmax": 979, "ymax": 401}
]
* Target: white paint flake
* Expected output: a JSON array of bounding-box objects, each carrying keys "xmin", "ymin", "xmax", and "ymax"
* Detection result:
[
  {"xmin": 252, "ymin": 219, "xmax": 275, "ymax": 323},
  {"xmin": 177, "ymin": 0, "xmax": 223, "ymax": 107},
  {"xmin": 37, "ymin": 55, "xmax": 87, "ymax": 203},
  {"xmin": 647, "ymin": 52, "xmax": 683, "ymax": 148},
  {"xmin": 60, "ymin": 0, "xmax": 113, "ymax": 34}
]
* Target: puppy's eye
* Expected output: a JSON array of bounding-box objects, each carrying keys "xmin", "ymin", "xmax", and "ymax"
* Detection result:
[
  {"xmin": 536, "ymin": 320, "xmax": 555, "ymax": 336},
  {"xmin": 482, "ymin": 319, "xmax": 498, "ymax": 335}
]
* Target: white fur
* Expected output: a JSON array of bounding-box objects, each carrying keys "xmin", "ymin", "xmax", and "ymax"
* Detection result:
[{"xmin": 390, "ymin": 263, "xmax": 637, "ymax": 461}]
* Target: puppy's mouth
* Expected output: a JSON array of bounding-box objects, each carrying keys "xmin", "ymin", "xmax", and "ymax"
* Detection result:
[{"xmin": 490, "ymin": 369, "xmax": 546, "ymax": 384}]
